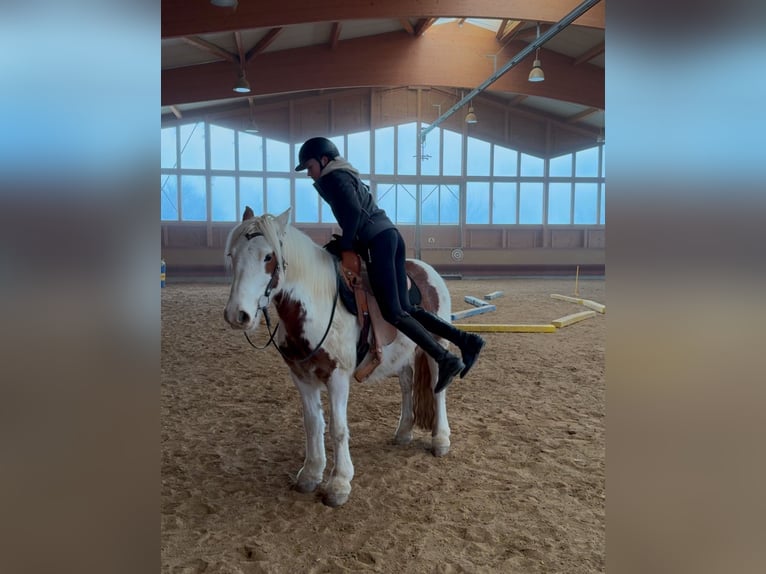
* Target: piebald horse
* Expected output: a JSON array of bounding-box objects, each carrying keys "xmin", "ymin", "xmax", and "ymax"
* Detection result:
[{"xmin": 223, "ymin": 208, "xmax": 454, "ymax": 507}]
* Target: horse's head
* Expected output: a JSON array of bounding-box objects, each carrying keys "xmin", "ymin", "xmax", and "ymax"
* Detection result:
[{"xmin": 223, "ymin": 206, "xmax": 291, "ymax": 331}]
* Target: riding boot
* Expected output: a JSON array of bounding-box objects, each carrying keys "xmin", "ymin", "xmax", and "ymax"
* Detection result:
[
  {"xmin": 393, "ymin": 314, "xmax": 464, "ymax": 394},
  {"xmin": 410, "ymin": 307, "xmax": 486, "ymax": 379}
]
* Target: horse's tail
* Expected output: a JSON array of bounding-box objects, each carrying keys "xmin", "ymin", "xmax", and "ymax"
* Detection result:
[{"xmin": 412, "ymin": 348, "xmax": 436, "ymax": 430}]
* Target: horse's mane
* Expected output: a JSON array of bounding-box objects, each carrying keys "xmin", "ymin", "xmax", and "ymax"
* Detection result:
[{"xmin": 225, "ymin": 213, "xmax": 337, "ymax": 300}]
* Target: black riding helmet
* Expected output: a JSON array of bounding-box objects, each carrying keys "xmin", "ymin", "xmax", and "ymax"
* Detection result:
[{"xmin": 294, "ymin": 137, "xmax": 340, "ymax": 171}]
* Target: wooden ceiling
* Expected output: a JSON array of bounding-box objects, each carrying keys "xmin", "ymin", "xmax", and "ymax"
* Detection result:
[{"xmin": 161, "ymin": 0, "xmax": 605, "ymax": 131}]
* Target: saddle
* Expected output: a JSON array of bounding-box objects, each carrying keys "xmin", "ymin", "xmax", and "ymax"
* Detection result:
[{"xmin": 332, "ymin": 247, "xmax": 422, "ymax": 382}]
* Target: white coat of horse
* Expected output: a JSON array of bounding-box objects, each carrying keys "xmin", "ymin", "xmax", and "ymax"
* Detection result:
[{"xmin": 223, "ymin": 208, "xmax": 453, "ymax": 507}]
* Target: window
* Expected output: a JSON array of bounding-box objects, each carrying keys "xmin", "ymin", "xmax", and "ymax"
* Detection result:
[
  {"xmin": 374, "ymin": 127, "xmax": 394, "ymax": 174},
  {"xmin": 421, "ymin": 184, "xmax": 459, "ymax": 225},
  {"xmin": 520, "ymin": 153, "xmax": 544, "ymax": 177},
  {"xmin": 179, "ymin": 122, "xmax": 206, "ymax": 169},
  {"xmin": 239, "ymin": 132, "xmax": 263, "ymax": 171},
  {"xmin": 493, "ymin": 145, "xmax": 517, "ymax": 177},
  {"xmin": 181, "ymin": 175, "xmax": 206, "ymax": 220},
  {"xmin": 377, "ymin": 183, "xmax": 415, "ymax": 224},
  {"xmin": 265, "ymin": 177, "xmax": 290, "ymax": 214},
  {"xmin": 211, "ymin": 176, "xmax": 236, "ymax": 221},
  {"xmin": 210, "ymin": 124, "xmax": 235, "ymax": 171},
  {"xmin": 161, "ymin": 119, "xmax": 604, "ymax": 229},
  {"xmin": 466, "ymin": 137, "xmax": 491, "ymax": 176},
  {"xmin": 347, "ymin": 130, "xmax": 370, "ymax": 174},
  {"xmin": 397, "ymin": 122, "xmax": 417, "ymax": 175},
  {"xmin": 466, "ymin": 182, "xmax": 490, "ymax": 224},
  {"xmin": 442, "ymin": 129, "xmax": 462, "ymax": 176},
  {"xmin": 161, "ymin": 127, "xmax": 177, "ymax": 169},
  {"xmin": 548, "ymin": 182, "xmax": 572, "ymax": 224},
  {"xmin": 266, "ymin": 139, "xmax": 290, "ymax": 173},
  {"xmin": 161, "ymin": 174, "xmax": 178, "ymax": 220},
  {"xmin": 239, "ymin": 177, "xmax": 263, "ymax": 216},
  {"xmin": 492, "ymin": 182, "xmax": 516, "ymax": 224},
  {"xmin": 549, "ymin": 153, "xmax": 573, "ymax": 177},
  {"xmin": 519, "ymin": 182, "xmax": 543, "ymax": 223},
  {"xmin": 574, "ymin": 183, "xmax": 598, "ymax": 224},
  {"xmin": 575, "ymin": 147, "xmax": 599, "ymax": 177},
  {"xmin": 295, "ymin": 178, "xmax": 319, "ymax": 223}
]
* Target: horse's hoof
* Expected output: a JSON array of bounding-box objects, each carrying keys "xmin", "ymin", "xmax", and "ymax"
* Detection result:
[
  {"xmin": 294, "ymin": 473, "xmax": 322, "ymax": 494},
  {"xmin": 393, "ymin": 433, "xmax": 413, "ymax": 445},
  {"xmin": 432, "ymin": 445, "xmax": 450, "ymax": 457},
  {"xmin": 322, "ymin": 490, "xmax": 350, "ymax": 507}
]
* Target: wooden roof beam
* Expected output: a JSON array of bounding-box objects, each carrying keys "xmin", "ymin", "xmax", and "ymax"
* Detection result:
[
  {"xmin": 162, "ymin": 1, "xmax": 605, "ymax": 38},
  {"xmin": 414, "ymin": 18, "xmax": 436, "ymax": 37},
  {"xmin": 181, "ymin": 36, "xmax": 237, "ymax": 64},
  {"xmin": 234, "ymin": 31, "xmax": 246, "ymax": 67},
  {"xmin": 245, "ymin": 27, "xmax": 284, "ymax": 62},
  {"xmin": 329, "ymin": 22, "xmax": 342, "ymax": 50},
  {"xmin": 399, "ymin": 18, "xmax": 414, "ymax": 35},
  {"xmin": 497, "ymin": 20, "xmax": 525, "ymax": 45}
]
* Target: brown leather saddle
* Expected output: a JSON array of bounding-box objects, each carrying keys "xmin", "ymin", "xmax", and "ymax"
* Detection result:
[{"xmin": 337, "ymin": 254, "xmax": 422, "ymax": 382}]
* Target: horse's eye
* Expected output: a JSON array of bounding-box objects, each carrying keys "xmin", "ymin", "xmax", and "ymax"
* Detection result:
[{"xmin": 264, "ymin": 254, "xmax": 273, "ymax": 262}]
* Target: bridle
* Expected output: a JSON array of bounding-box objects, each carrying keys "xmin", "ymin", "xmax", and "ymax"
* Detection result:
[{"xmin": 241, "ymin": 231, "xmax": 340, "ymax": 363}]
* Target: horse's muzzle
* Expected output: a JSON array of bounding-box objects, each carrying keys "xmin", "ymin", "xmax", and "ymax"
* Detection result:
[{"xmin": 223, "ymin": 306, "xmax": 252, "ymax": 329}]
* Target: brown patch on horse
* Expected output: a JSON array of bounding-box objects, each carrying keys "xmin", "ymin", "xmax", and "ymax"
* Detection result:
[
  {"xmin": 263, "ymin": 251, "xmax": 280, "ymax": 290},
  {"xmin": 405, "ymin": 261, "xmax": 440, "ymax": 313},
  {"xmin": 273, "ymin": 293, "xmax": 337, "ymax": 382},
  {"xmin": 242, "ymin": 206, "xmax": 255, "ymax": 221},
  {"xmin": 412, "ymin": 349, "xmax": 436, "ymax": 431}
]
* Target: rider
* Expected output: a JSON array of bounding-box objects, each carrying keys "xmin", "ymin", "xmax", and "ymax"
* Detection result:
[{"xmin": 295, "ymin": 136, "xmax": 485, "ymax": 393}]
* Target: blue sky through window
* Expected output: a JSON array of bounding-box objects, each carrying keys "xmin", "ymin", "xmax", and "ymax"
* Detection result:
[{"xmin": 161, "ymin": 121, "xmax": 604, "ymax": 226}]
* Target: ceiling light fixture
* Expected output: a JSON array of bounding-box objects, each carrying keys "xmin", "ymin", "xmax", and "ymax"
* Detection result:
[
  {"xmin": 464, "ymin": 104, "xmax": 478, "ymax": 124},
  {"xmin": 210, "ymin": 0, "xmax": 238, "ymax": 7},
  {"xmin": 233, "ymin": 70, "xmax": 251, "ymax": 93},
  {"xmin": 528, "ymin": 23, "xmax": 545, "ymax": 83}
]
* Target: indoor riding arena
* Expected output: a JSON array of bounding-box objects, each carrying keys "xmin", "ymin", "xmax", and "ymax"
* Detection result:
[{"xmin": 162, "ymin": 2, "xmax": 605, "ymax": 573}]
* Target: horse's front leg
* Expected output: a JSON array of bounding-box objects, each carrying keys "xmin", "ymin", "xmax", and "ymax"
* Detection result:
[
  {"xmin": 323, "ymin": 371, "xmax": 354, "ymax": 507},
  {"xmin": 291, "ymin": 375, "xmax": 326, "ymax": 494}
]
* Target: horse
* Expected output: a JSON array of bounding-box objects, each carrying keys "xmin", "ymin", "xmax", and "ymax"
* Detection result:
[{"xmin": 223, "ymin": 207, "xmax": 454, "ymax": 507}]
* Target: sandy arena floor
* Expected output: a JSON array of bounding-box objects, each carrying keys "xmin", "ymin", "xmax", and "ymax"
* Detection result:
[{"xmin": 161, "ymin": 276, "xmax": 605, "ymax": 573}]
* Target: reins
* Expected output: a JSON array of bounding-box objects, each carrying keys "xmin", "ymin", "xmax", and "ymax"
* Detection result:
[{"xmin": 244, "ymin": 253, "xmax": 341, "ymax": 364}]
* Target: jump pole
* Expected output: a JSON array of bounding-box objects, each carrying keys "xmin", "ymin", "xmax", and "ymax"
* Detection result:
[
  {"xmin": 551, "ymin": 310, "xmax": 596, "ymax": 328},
  {"xmin": 551, "ymin": 294, "xmax": 606, "ymax": 314},
  {"xmin": 455, "ymin": 323, "xmax": 556, "ymax": 333}
]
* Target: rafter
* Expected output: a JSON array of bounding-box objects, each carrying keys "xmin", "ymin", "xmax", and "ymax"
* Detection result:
[
  {"xmin": 495, "ymin": 19, "xmax": 509, "ymax": 40},
  {"xmin": 399, "ymin": 18, "xmax": 414, "ymax": 35},
  {"xmin": 245, "ymin": 27, "xmax": 284, "ymax": 62},
  {"xmin": 181, "ymin": 36, "xmax": 237, "ymax": 64},
  {"xmin": 169, "ymin": 105, "xmax": 182, "ymax": 119},
  {"xmin": 163, "ymin": 30, "xmax": 604, "ymax": 111},
  {"xmin": 234, "ymin": 31, "xmax": 246, "ymax": 67},
  {"xmin": 572, "ymin": 41, "xmax": 604, "ymax": 65},
  {"xmin": 329, "ymin": 22, "xmax": 342, "ymax": 50},
  {"xmin": 497, "ymin": 20, "xmax": 524, "ymax": 46},
  {"xmin": 414, "ymin": 18, "xmax": 436, "ymax": 37}
]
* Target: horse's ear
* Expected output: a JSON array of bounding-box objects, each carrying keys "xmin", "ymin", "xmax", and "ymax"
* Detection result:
[
  {"xmin": 243, "ymin": 206, "xmax": 255, "ymax": 221},
  {"xmin": 274, "ymin": 207, "xmax": 291, "ymax": 231}
]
